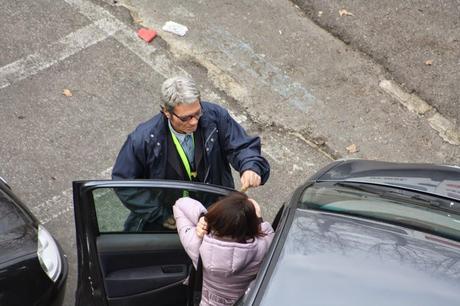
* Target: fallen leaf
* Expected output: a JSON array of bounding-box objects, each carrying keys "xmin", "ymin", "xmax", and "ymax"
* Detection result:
[
  {"xmin": 63, "ymin": 89, "xmax": 73, "ymax": 97},
  {"xmin": 425, "ymin": 59, "xmax": 433, "ymax": 65},
  {"xmin": 133, "ymin": 18, "xmax": 143, "ymax": 24},
  {"xmin": 346, "ymin": 143, "xmax": 359, "ymax": 153},
  {"xmin": 339, "ymin": 9, "xmax": 354, "ymax": 16}
]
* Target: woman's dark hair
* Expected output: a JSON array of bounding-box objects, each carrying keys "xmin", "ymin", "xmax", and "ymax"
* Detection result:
[{"xmin": 205, "ymin": 192, "xmax": 264, "ymax": 243}]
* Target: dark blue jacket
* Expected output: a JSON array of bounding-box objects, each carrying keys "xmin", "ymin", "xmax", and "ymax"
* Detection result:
[{"xmin": 112, "ymin": 101, "xmax": 270, "ymax": 230}]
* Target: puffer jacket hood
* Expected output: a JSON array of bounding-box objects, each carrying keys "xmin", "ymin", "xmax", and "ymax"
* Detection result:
[{"xmin": 200, "ymin": 234, "xmax": 262, "ymax": 277}]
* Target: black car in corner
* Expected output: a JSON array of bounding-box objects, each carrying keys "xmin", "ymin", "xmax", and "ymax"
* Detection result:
[
  {"xmin": 72, "ymin": 159, "xmax": 460, "ymax": 306},
  {"xmin": 0, "ymin": 176, "xmax": 68, "ymax": 306}
]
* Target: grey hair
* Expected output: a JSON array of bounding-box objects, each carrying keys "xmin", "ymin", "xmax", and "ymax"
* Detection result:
[{"xmin": 161, "ymin": 76, "xmax": 201, "ymax": 111}]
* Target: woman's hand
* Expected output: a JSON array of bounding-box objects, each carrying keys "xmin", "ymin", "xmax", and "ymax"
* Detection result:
[{"xmin": 196, "ymin": 216, "xmax": 208, "ymax": 238}]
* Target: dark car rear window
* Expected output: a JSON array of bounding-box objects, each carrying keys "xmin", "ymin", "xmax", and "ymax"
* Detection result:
[
  {"xmin": 317, "ymin": 161, "xmax": 460, "ymax": 201},
  {"xmin": 0, "ymin": 189, "xmax": 28, "ymax": 242},
  {"xmin": 299, "ymin": 182, "xmax": 460, "ymax": 242}
]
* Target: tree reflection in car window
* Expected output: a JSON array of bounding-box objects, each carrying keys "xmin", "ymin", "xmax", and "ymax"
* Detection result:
[
  {"xmin": 299, "ymin": 183, "xmax": 460, "ymax": 242},
  {"xmin": 0, "ymin": 190, "xmax": 27, "ymax": 241}
]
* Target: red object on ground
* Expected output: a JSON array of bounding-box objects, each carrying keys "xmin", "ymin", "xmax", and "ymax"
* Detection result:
[{"xmin": 137, "ymin": 28, "xmax": 157, "ymax": 42}]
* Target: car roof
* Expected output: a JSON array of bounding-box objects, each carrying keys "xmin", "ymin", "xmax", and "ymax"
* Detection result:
[
  {"xmin": 315, "ymin": 159, "xmax": 460, "ymax": 201},
  {"xmin": 257, "ymin": 209, "xmax": 460, "ymax": 306}
]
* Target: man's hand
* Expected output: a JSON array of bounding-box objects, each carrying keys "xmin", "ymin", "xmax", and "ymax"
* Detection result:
[
  {"xmin": 163, "ymin": 216, "xmax": 177, "ymax": 230},
  {"xmin": 196, "ymin": 216, "xmax": 208, "ymax": 238},
  {"xmin": 240, "ymin": 170, "xmax": 261, "ymax": 192}
]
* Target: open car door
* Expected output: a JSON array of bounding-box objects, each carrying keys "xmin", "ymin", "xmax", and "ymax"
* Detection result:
[{"xmin": 73, "ymin": 180, "xmax": 234, "ymax": 306}]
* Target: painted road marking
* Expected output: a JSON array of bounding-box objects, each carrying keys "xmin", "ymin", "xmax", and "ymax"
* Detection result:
[
  {"xmin": 0, "ymin": 0, "xmax": 188, "ymax": 90},
  {"xmin": 0, "ymin": 19, "xmax": 116, "ymax": 89},
  {"xmin": 12, "ymin": 0, "xmax": 185, "ymax": 224},
  {"xmin": 64, "ymin": 0, "xmax": 187, "ymax": 77},
  {"xmin": 32, "ymin": 167, "xmax": 113, "ymax": 224},
  {"xmin": 209, "ymin": 27, "xmax": 317, "ymax": 112},
  {"xmin": 19, "ymin": 0, "xmax": 319, "ymax": 225},
  {"xmin": 127, "ymin": 3, "xmax": 318, "ymax": 113}
]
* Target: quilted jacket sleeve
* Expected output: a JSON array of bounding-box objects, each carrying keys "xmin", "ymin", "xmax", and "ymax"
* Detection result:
[
  {"xmin": 257, "ymin": 221, "xmax": 275, "ymax": 255},
  {"xmin": 112, "ymin": 134, "xmax": 146, "ymax": 180},
  {"xmin": 173, "ymin": 197, "xmax": 208, "ymax": 268}
]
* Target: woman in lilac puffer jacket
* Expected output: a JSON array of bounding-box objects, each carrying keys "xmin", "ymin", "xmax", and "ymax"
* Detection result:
[{"xmin": 173, "ymin": 192, "xmax": 275, "ymax": 306}]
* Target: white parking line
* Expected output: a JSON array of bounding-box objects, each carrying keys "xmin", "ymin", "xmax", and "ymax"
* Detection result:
[
  {"xmin": 32, "ymin": 167, "xmax": 113, "ymax": 224},
  {"xmin": 16, "ymin": 0, "xmax": 297, "ymax": 224},
  {"xmin": 0, "ymin": 19, "xmax": 116, "ymax": 89},
  {"xmin": 0, "ymin": 0, "xmax": 187, "ymax": 90},
  {"xmin": 64, "ymin": 0, "xmax": 187, "ymax": 77},
  {"xmin": 6, "ymin": 0, "xmax": 189, "ymax": 224}
]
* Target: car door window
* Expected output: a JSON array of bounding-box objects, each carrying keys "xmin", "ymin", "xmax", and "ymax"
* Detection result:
[{"xmin": 93, "ymin": 186, "xmax": 225, "ymax": 233}]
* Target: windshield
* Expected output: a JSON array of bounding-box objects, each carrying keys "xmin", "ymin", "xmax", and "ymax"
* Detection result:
[
  {"xmin": 0, "ymin": 189, "xmax": 28, "ymax": 242},
  {"xmin": 299, "ymin": 182, "xmax": 460, "ymax": 241}
]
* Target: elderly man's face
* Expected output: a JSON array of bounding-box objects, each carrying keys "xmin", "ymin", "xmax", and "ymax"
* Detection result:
[{"xmin": 165, "ymin": 100, "xmax": 202, "ymax": 134}]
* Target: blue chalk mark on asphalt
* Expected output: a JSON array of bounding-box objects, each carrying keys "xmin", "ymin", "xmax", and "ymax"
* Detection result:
[{"xmin": 210, "ymin": 28, "xmax": 317, "ymax": 113}]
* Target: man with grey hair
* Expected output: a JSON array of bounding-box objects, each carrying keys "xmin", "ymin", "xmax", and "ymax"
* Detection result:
[{"xmin": 112, "ymin": 76, "xmax": 270, "ymax": 231}]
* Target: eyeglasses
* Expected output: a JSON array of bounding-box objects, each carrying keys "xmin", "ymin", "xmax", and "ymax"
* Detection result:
[{"xmin": 171, "ymin": 108, "xmax": 203, "ymax": 122}]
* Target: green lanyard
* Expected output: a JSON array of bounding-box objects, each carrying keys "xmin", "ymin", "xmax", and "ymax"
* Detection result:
[{"xmin": 170, "ymin": 131, "xmax": 196, "ymax": 181}]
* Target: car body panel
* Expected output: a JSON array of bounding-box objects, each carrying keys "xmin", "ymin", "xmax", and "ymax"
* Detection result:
[
  {"xmin": 0, "ymin": 198, "xmax": 37, "ymax": 265},
  {"xmin": 258, "ymin": 209, "xmax": 460, "ymax": 306},
  {"xmin": 0, "ymin": 175, "xmax": 39, "ymax": 266},
  {"xmin": 0, "ymin": 253, "xmax": 55, "ymax": 306}
]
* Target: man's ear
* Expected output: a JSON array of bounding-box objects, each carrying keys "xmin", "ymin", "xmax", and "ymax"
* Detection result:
[{"xmin": 161, "ymin": 106, "xmax": 171, "ymax": 119}]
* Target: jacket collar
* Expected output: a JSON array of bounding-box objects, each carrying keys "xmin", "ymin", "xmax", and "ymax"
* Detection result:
[
  {"xmin": 164, "ymin": 117, "xmax": 206, "ymax": 180},
  {"xmin": 154, "ymin": 109, "xmax": 218, "ymax": 152}
]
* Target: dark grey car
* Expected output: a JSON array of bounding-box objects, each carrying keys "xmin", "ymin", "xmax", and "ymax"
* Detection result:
[{"xmin": 73, "ymin": 160, "xmax": 460, "ymax": 305}]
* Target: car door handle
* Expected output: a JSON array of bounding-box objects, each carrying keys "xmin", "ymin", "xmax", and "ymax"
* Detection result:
[
  {"xmin": 105, "ymin": 264, "xmax": 188, "ymax": 297},
  {"xmin": 161, "ymin": 265, "xmax": 185, "ymax": 274}
]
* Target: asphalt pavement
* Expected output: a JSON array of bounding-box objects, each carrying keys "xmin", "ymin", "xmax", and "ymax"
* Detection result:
[
  {"xmin": 1, "ymin": 0, "xmax": 459, "ymax": 305},
  {"xmin": 292, "ymin": 0, "xmax": 460, "ymax": 142}
]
